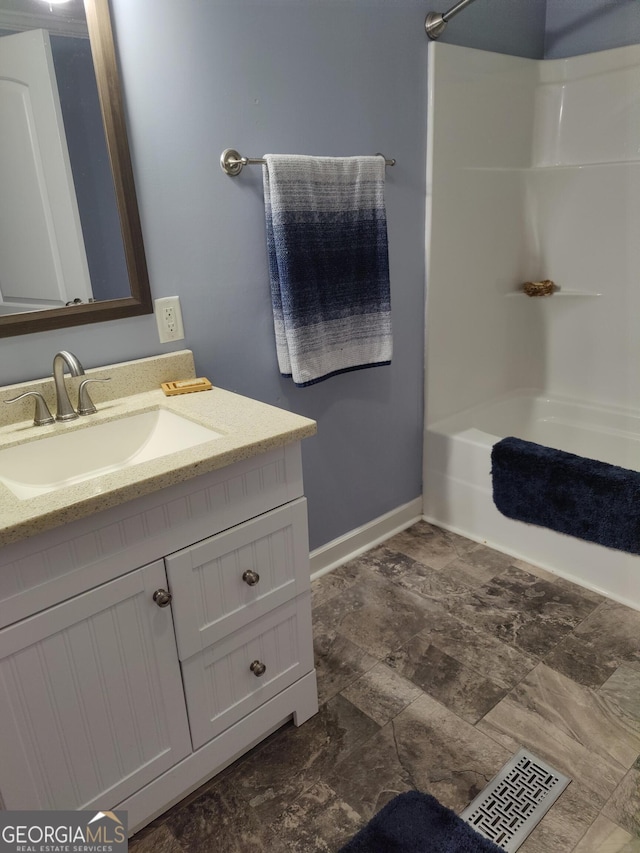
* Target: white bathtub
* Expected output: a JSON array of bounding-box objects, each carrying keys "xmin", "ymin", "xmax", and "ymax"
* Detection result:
[{"xmin": 423, "ymin": 390, "xmax": 640, "ymax": 610}]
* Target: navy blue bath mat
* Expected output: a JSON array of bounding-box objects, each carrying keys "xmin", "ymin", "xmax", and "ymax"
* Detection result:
[
  {"xmin": 338, "ymin": 791, "xmax": 503, "ymax": 853},
  {"xmin": 491, "ymin": 436, "xmax": 640, "ymax": 554}
]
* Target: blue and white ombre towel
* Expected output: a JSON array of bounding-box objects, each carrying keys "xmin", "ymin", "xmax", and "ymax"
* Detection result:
[{"xmin": 263, "ymin": 154, "xmax": 392, "ymax": 387}]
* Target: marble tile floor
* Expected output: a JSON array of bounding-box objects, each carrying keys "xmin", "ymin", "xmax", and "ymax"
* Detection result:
[{"xmin": 130, "ymin": 521, "xmax": 640, "ymax": 852}]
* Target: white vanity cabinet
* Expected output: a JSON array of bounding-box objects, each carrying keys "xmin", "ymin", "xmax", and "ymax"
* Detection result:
[{"xmin": 0, "ymin": 442, "xmax": 318, "ymax": 832}]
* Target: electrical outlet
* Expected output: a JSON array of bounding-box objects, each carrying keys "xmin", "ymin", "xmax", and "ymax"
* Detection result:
[{"xmin": 155, "ymin": 296, "xmax": 185, "ymax": 343}]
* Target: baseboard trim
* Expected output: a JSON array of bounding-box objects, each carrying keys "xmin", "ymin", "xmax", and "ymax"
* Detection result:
[{"xmin": 310, "ymin": 497, "xmax": 423, "ymax": 580}]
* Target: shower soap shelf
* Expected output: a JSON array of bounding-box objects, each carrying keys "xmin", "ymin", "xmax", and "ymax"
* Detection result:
[{"xmin": 505, "ymin": 290, "xmax": 602, "ymax": 298}]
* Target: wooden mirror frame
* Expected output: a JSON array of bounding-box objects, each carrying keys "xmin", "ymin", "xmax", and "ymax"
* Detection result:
[{"xmin": 0, "ymin": 0, "xmax": 152, "ymax": 337}]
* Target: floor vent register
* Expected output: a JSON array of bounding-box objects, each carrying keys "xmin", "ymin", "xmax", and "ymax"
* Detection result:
[{"xmin": 460, "ymin": 748, "xmax": 571, "ymax": 852}]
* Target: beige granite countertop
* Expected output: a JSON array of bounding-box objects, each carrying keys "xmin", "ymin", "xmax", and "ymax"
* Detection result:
[{"xmin": 0, "ymin": 351, "xmax": 316, "ymax": 546}]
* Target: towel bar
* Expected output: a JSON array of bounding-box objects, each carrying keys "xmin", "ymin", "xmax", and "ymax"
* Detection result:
[{"xmin": 220, "ymin": 148, "xmax": 396, "ymax": 176}]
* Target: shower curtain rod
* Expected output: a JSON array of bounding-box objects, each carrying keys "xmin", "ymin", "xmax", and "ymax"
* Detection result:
[{"xmin": 425, "ymin": 0, "xmax": 479, "ymax": 40}]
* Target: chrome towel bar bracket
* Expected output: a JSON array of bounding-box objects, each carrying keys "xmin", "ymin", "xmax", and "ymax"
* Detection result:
[{"xmin": 220, "ymin": 148, "xmax": 395, "ymax": 177}]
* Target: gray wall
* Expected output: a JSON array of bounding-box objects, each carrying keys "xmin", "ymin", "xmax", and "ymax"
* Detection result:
[
  {"xmin": 545, "ymin": 0, "xmax": 640, "ymax": 58},
  {"xmin": 0, "ymin": 0, "xmax": 544, "ymax": 552},
  {"xmin": 437, "ymin": 0, "xmax": 545, "ymax": 58}
]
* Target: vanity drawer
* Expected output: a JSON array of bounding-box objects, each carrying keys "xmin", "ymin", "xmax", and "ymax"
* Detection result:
[
  {"xmin": 165, "ymin": 498, "xmax": 310, "ymax": 661},
  {"xmin": 181, "ymin": 595, "xmax": 314, "ymax": 750}
]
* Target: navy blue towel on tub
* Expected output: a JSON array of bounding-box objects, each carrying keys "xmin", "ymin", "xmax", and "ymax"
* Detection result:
[
  {"xmin": 491, "ymin": 436, "xmax": 640, "ymax": 554},
  {"xmin": 263, "ymin": 154, "xmax": 392, "ymax": 387}
]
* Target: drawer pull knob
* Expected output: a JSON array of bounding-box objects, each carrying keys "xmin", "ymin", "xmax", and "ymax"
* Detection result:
[
  {"xmin": 250, "ymin": 660, "xmax": 266, "ymax": 677},
  {"xmin": 152, "ymin": 588, "xmax": 173, "ymax": 607},
  {"xmin": 242, "ymin": 570, "xmax": 260, "ymax": 586}
]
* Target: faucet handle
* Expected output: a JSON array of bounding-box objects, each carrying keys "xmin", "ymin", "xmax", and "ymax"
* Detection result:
[
  {"xmin": 5, "ymin": 392, "xmax": 55, "ymax": 426},
  {"xmin": 77, "ymin": 377, "xmax": 111, "ymax": 416}
]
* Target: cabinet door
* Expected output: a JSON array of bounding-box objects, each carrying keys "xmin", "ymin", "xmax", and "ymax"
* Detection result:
[
  {"xmin": 0, "ymin": 561, "xmax": 191, "ymax": 811},
  {"xmin": 166, "ymin": 498, "xmax": 310, "ymax": 660},
  {"xmin": 182, "ymin": 596, "xmax": 315, "ymax": 749}
]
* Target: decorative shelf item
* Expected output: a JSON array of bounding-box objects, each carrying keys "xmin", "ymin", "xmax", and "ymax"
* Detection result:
[{"xmin": 522, "ymin": 279, "xmax": 556, "ymax": 297}]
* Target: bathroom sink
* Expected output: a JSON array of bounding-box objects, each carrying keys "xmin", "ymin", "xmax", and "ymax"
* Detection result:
[{"xmin": 0, "ymin": 408, "xmax": 223, "ymax": 499}]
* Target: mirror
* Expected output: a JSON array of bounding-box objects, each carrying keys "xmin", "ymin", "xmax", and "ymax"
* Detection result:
[{"xmin": 0, "ymin": 0, "xmax": 152, "ymax": 336}]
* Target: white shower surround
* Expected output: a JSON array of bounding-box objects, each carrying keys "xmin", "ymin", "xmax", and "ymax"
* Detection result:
[{"xmin": 424, "ymin": 42, "xmax": 640, "ymax": 609}]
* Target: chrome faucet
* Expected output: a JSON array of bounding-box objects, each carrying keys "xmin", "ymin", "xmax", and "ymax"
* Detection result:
[{"xmin": 53, "ymin": 351, "xmax": 85, "ymax": 421}]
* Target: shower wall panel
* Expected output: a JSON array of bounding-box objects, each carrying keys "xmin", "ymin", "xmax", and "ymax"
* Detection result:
[
  {"xmin": 426, "ymin": 44, "xmax": 540, "ymax": 424},
  {"xmin": 529, "ymin": 44, "xmax": 640, "ymax": 408},
  {"xmin": 426, "ymin": 42, "xmax": 640, "ymax": 423}
]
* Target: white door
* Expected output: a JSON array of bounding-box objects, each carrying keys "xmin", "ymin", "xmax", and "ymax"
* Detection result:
[
  {"xmin": 0, "ymin": 561, "xmax": 192, "ymax": 811},
  {"xmin": 0, "ymin": 28, "xmax": 93, "ymax": 311}
]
